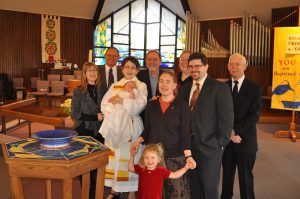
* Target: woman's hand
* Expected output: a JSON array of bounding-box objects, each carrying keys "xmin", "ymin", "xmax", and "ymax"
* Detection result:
[
  {"xmin": 150, "ymin": 96, "xmax": 159, "ymax": 101},
  {"xmin": 130, "ymin": 137, "xmax": 143, "ymax": 153},
  {"xmin": 97, "ymin": 112, "xmax": 104, "ymax": 121},
  {"xmin": 129, "ymin": 90, "xmax": 136, "ymax": 99},
  {"xmin": 108, "ymin": 96, "xmax": 124, "ymax": 105}
]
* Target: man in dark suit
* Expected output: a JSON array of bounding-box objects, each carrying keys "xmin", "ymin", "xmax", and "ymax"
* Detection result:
[
  {"xmin": 98, "ymin": 47, "xmax": 123, "ymax": 93},
  {"xmin": 179, "ymin": 52, "xmax": 234, "ymax": 199},
  {"xmin": 221, "ymin": 53, "xmax": 262, "ymax": 199},
  {"xmin": 137, "ymin": 50, "xmax": 163, "ymax": 101}
]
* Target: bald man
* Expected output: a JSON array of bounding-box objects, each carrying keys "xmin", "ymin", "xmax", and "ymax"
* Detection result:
[{"xmin": 221, "ymin": 53, "xmax": 262, "ymax": 199}]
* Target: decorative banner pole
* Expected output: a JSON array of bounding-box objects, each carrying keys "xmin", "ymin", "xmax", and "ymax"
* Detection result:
[{"xmin": 88, "ymin": 50, "xmax": 93, "ymax": 62}]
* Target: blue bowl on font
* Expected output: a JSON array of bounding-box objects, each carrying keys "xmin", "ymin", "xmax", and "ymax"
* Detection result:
[{"xmin": 33, "ymin": 129, "xmax": 78, "ymax": 149}]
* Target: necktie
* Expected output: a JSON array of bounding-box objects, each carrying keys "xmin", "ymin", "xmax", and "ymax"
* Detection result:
[
  {"xmin": 232, "ymin": 80, "xmax": 239, "ymax": 99},
  {"xmin": 108, "ymin": 68, "xmax": 114, "ymax": 89},
  {"xmin": 190, "ymin": 83, "xmax": 200, "ymax": 111}
]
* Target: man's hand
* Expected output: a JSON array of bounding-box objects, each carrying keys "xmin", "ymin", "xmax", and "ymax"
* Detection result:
[
  {"xmin": 97, "ymin": 112, "xmax": 104, "ymax": 121},
  {"xmin": 231, "ymin": 131, "xmax": 242, "ymax": 144}
]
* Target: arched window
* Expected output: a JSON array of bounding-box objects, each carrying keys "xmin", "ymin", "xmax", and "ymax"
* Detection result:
[{"xmin": 94, "ymin": 0, "xmax": 186, "ymax": 68}]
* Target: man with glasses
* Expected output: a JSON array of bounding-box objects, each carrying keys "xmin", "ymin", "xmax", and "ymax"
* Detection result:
[
  {"xmin": 99, "ymin": 47, "xmax": 124, "ymax": 93},
  {"xmin": 179, "ymin": 52, "xmax": 234, "ymax": 199},
  {"xmin": 137, "ymin": 50, "xmax": 163, "ymax": 101}
]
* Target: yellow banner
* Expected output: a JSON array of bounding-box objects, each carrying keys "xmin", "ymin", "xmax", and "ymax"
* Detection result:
[{"xmin": 271, "ymin": 27, "xmax": 300, "ymax": 111}]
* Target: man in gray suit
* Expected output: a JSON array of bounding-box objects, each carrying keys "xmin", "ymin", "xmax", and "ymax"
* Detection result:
[
  {"xmin": 99, "ymin": 47, "xmax": 123, "ymax": 93},
  {"xmin": 179, "ymin": 52, "xmax": 234, "ymax": 199}
]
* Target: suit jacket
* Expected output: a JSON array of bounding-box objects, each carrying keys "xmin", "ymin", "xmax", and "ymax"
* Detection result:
[
  {"xmin": 99, "ymin": 65, "xmax": 123, "ymax": 94},
  {"xmin": 226, "ymin": 78, "xmax": 262, "ymax": 154},
  {"xmin": 137, "ymin": 69, "xmax": 163, "ymax": 101},
  {"xmin": 71, "ymin": 85, "xmax": 104, "ymax": 133},
  {"xmin": 179, "ymin": 76, "xmax": 234, "ymax": 156}
]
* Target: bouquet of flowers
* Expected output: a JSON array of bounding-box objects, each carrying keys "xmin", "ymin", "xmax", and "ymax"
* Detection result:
[{"xmin": 60, "ymin": 98, "xmax": 72, "ymax": 116}]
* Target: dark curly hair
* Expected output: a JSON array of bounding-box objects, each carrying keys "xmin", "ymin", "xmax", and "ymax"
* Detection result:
[{"xmin": 121, "ymin": 56, "xmax": 140, "ymax": 70}]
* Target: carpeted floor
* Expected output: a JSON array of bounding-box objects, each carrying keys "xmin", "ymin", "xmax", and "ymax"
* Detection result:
[{"xmin": 1, "ymin": 122, "xmax": 300, "ymax": 199}]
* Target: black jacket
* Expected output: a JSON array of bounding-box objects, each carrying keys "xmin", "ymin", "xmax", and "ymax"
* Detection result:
[
  {"xmin": 226, "ymin": 78, "xmax": 262, "ymax": 154},
  {"xmin": 141, "ymin": 97, "xmax": 191, "ymax": 158}
]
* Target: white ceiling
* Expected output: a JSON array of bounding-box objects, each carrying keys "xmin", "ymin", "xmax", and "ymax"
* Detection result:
[{"xmin": 0, "ymin": 0, "xmax": 299, "ymax": 25}]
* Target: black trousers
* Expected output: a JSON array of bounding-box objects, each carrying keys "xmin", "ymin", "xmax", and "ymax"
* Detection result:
[
  {"xmin": 190, "ymin": 149, "xmax": 223, "ymax": 199},
  {"xmin": 75, "ymin": 125, "xmax": 104, "ymax": 199},
  {"xmin": 221, "ymin": 142, "xmax": 256, "ymax": 199}
]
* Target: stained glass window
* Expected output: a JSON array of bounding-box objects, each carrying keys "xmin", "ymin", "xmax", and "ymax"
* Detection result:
[
  {"xmin": 161, "ymin": 46, "xmax": 175, "ymax": 63},
  {"xmin": 94, "ymin": 48, "xmax": 107, "ymax": 57},
  {"xmin": 113, "ymin": 34, "xmax": 129, "ymax": 44},
  {"xmin": 114, "ymin": 7, "xmax": 129, "ymax": 34},
  {"xmin": 94, "ymin": 18, "xmax": 111, "ymax": 47},
  {"xmin": 161, "ymin": 36, "xmax": 176, "ymax": 45},
  {"xmin": 132, "ymin": 0, "xmax": 145, "ymax": 23},
  {"xmin": 147, "ymin": 23, "xmax": 159, "ymax": 50},
  {"xmin": 94, "ymin": 0, "xmax": 185, "ymax": 68},
  {"xmin": 113, "ymin": 44, "xmax": 129, "ymax": 61},
  {"xmin": 131, "ymin": 23, "xmax": 145, "ymax": 49},
  {"xmin": 131, "ymin": 50, "xmax": 144, "ymax": 60},
  {"xmin": 161, "ymin": 8, "xmax": 175, "ymax": 35},
  {"xmin": 177, "ymin": 19, "xmax": 186, "ymax": 49},
  {"xmin": 147, "ymin": 0, "xmax": 160, "ymax": 23}
]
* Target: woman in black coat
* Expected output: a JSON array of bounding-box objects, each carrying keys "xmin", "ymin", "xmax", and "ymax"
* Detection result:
[
  {"xmin": 71, "ymin": 62, "xmax": 105, "ymax": 199},
  {"xmin": 131, "ymin": 71, "xmax": 196, "ymax": 199}
]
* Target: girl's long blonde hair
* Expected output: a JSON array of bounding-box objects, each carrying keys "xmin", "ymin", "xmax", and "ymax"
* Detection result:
[
  {"xmin": 138, "ymin": 143, "xmax": 166, "ymax": 168},
  {"xmin": 81, "ymin": 62, "xmax": 101, "ymax": 93}
]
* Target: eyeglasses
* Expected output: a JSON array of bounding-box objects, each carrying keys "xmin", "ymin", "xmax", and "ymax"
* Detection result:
[
  {"xmin": 123, "ymin": 66, "xmax": 137, "ymax": 70},
  {"xmin": 105, "ymin": 54, "xmax": 118, "ymax": 58},
  {"xmin": 188, "ymin": 64, "xmax": 204, "ymax": 69},
  {"xmin": 86, "ymin": 69, "xmax": 97, "ymax": 72}
]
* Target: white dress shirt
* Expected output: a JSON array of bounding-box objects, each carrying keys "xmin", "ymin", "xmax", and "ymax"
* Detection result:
[
  {"xmin": 231, "ymin": 75, "xmax": 245, "ymax": 92},
  {"xmin": 189, "ymin": 74, "xmax": 207, "ymax": 105},
  {"xmin": 105, "ymin": 64, "xmax": 118, "ymax": 87}
]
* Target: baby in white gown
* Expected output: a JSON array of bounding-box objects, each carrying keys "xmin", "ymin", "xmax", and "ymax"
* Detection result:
[{"xmin": 99, "ymin": 81, "xmax": 137, "ymax": 148}]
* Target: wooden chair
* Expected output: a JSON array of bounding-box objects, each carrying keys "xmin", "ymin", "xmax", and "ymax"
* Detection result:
[
  {"xmin": 61, "ymin": 75, "xmax": 75, "ymax": 87},
  {"xmin": 27, "ymin": 80, "xmax": 49, "ymax": 105},
  {"xmin": 30, "ymin": 77, "xmax": 40, "ymax": 91},
  {"xmin": 12, "ymin": 77, "xmax": 26, "ymax": 99},
  {"xmin": 47, "ymin": 74, "xmax": 61, "ymax": 81},
  {"xmin": 73, "ymin": 70, "xmax": 82, "ymax": 76},
  {"xmin": 65, "ymin": 80, "xmax": 81, "ymax": 98},
  {"xmin": 0, "ymin": 79, "xmax": 4, "ymax": 103},
  {"xmin": 75, "ymin": 75, "xmax": 81, "ymax": 80},
  {"xmin": 47, "ymin": 80, "xmax": 65, "ymax": 106}
]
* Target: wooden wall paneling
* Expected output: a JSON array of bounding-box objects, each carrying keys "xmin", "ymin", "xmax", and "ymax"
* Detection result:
[
  {"xmin": 61, "ymin": 17, "xmax": 93, "ymax": 69},
  {"xmin": 271, "ymin": 6, "xmax": 299, "ymax": 27},
  {"xmin": 0, "ymin": 10, "xmax": 93, "ymax": 91}
]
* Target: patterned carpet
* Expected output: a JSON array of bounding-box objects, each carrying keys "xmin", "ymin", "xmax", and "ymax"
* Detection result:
[{"xmin": 1, "ymin": 122, "xmax": 300, "ymax": 199}]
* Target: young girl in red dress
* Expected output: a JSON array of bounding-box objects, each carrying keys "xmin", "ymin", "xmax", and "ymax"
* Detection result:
[{"xmin": 128, "ymin": 143, "xmax": 192, "ymax": 199}]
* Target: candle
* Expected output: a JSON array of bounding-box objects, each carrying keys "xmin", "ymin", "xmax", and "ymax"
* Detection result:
[{"xmin": 88, "ymin": 50, "xmax": 92, "ymax": 62}]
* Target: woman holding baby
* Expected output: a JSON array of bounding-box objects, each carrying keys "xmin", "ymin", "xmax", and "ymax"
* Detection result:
[{"xmin": 99, "ymin": 56, "xmax": 147, "ymax": 199}]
